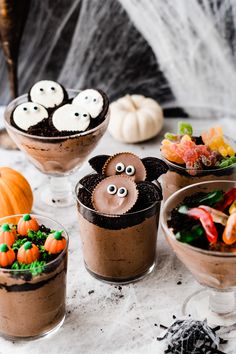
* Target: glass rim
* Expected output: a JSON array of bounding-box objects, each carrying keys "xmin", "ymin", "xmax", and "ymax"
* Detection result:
[
  {"xmin": 74, "ymin": 179, "xmax": 161, "ymax": 217},
  {"xmin": 161, "ymin": 179, "xmax": 236, "ymax": 257},
  {"xmin": 0, "ymin": 213, "xmax": 69, "ymax": 273},
  {"xmin": 161, "ymin": 134, "xmax": 236, "ymax": 173},
  {"xmin": 4, "ymin": 89, "xmax": 110, "ymax": 140}
]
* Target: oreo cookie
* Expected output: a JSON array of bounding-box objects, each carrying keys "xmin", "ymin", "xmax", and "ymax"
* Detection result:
[
  {"xmin": 79, "ymin": 173, "xmax": 103, "ymax": 193},
  {"xmin": 142, "ymin": 157, "xmax": 169, "ymax": 181},
  {"xmin": 89, "ymin": 155, "xmax": 110, "ymax": 174}
]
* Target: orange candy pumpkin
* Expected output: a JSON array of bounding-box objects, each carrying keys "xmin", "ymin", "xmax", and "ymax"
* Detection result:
[
  {"xmin": 17, "ymin": 241, "xmax": 40, "ymax": 264},
  {"xmin": 0, "ymin": 243, "xmax": 15, "ymax": 267},
  {"xmin": 0, "ymin": 223, "xmax": 17, "ymax": 247},
  {"xmin": 17, "ymin": 214, "xmax": 39, "ymax": 236},
  {"xmin": 44, "ymin": 231, "xmax": 67, "ymax": 254}
]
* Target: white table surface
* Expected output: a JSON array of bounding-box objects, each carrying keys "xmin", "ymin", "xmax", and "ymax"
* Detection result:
[{"xmin": 0, "ymin": 113, "xmax": 236, "ymax": 354}]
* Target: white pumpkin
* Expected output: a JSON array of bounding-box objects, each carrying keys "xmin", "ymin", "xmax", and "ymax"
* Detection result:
[{"xmin": 108, "ymin": 94, "xmax": 164, "ymax": 143}]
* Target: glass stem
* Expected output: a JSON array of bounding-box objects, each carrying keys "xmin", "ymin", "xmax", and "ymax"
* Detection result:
[
  {"xmin": 49, "ymin": 176, "xmax": 72, "ymax": 203},
  {"xmin": 209, "ymin": 289, "xmax": 235, "ymax": 315}
]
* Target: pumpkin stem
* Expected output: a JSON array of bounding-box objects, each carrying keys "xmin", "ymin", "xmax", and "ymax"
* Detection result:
[
  {"xmin": 53, "ymin": 231, "xmax": 63, "ymax": 240},
  {"xmin": 1, "ymin": 223, "xmax": 10, "ymax": 232},
  {"xmin": 0, "ymin": 244, "xmax": 9, "ymax": 252},
  {"xmin": 126, "ymin": 95, "xmax": 138, "ymax": 111},
  {"xmin": 23, "ymin": 214, "xmax": 31, "ymax": 221},
  {"xmin": 24, "ymin": 241, "xmax": 32, "ymax": 250}
]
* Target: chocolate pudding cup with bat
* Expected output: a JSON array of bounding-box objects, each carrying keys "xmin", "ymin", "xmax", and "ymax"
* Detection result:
[{"xmin": 76, "ymin": 152, "xmax": 168, "ymax": 283}]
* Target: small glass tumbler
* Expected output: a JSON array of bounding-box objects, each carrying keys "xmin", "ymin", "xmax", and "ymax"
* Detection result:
[
  {"xmin": 76, "ymin": 179, "xmax": 161, "ymax": 284},
  {"xmin": 0, "ymin": 214, "xmax": 68, "ymax": 340}
]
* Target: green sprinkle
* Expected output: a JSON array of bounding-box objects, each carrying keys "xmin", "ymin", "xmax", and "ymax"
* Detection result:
[
  {"xmin": 218, "ymin": 156, "xmax": 236, "ymax": 168},
  {"xmin": 0, "ymin": 244, "xmax": 9, "ymax": 252},
  {"xmin": 23, "ymin": 214, "xmax": 31, "ymax": 221},
  {"xmin": 24, "ymin": 241, "xmax": 32, "ymax": 250},
  {"xmin": 11, "ymin": 260, "xmax": 46, "ymax": 276},
  {"xmin": 178, "ymin": 121, "xmax": 193, "ymax": 136},
  {"xmin": 1, "ymin": 224, "xmax": 10, "ymax": 232},
  {"xmin": 53, "ymin": 231, "xmax": 62, "ymax": 240}
]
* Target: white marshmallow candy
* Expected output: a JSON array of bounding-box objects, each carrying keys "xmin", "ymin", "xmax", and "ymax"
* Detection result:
[
  {"xmin": 52, "ymin": 104, "xmax": 91, "ymax": 132},
  {"xmin": 72, "ymin": 89, "xmax": 103, "ymax": 118},
  {"xmin": 29, "ymin": 80, "xmax": 65, "ymax": 109},
  {"xmin": 13, "ymin": 102, "xmax": 49, "ymax": 131}
]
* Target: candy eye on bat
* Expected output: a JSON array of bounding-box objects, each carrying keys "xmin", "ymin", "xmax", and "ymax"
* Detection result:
[
  {"xmin": 125, "ymin": 165, "xmax": 135, "ymax": 176},
  {"xmin": 117, "ymin": 187, "xmax": 128, "ymax": 198},
  {"xmin": 115, "ymin": 162, "xmax": 125, "ymax": 173},
  {"xmin": 107, "ymin": 184, "xmax": 117, "ymax": 195}
]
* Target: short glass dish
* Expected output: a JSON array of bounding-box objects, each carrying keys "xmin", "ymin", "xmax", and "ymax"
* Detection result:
[
  {"xmin": 161, "ymin": 180, "xmax": 236, "ymax": 326},
  {"xmin": 0, "ymin": 214, "xmax": 68, "ymax": 340},
  {"xmin": 161, "ymin": 136, "xmax": 236, "ymax": 201},
  {"xmin": 75, "ymin": 178, "xmax": 161, "ymax": 284},
  {"xmin": 4, "ymin": 90, "xmax": 109, "ymax": 210}
]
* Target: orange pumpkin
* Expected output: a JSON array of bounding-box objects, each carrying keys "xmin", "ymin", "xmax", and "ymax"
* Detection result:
[
  {"xmin": 44, "ymin": 231, "xmax": 67, "ymax": 254},
  {"xmin": 0, "ymin": 167, "xmax": 33, "ymax": 218},
  {"xmin": 0, "ymin": 223, "xmax": 17, "ymax": 246},
  {"xmin": 0, "ymin": 243, "xmax": 15, "ymax": 267},
  {"xmin": 17, "ymin": 241, "xmax": 40, "ymax": 264},
  {"xmin": 17, "ymin": 214, "xmax": 39, "ymax": 236}
]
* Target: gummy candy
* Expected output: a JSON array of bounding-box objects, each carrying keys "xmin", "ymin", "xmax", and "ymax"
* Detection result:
[
  {"xmin": 223, "ymin": 213, "xmax": 236, "ymax": 245},
  {"xmin": 229, "ymin": 200, "xmax": 236, "ymax": 215},
  {"xmin": 161, "ymin": 139, "xmax": 184, "ymax": 164},
  {"xmin": 202, "ymin": 126, "xmax": 235, "ymax": 158},
  {"xmin": 178, "ymin": 121, "xmax": 193, "ymax": 136}
]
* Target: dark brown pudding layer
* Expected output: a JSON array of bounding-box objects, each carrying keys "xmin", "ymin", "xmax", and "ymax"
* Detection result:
[{"xmin": 0, "ymin": 253, "xmax": 67, "ymax": 338}]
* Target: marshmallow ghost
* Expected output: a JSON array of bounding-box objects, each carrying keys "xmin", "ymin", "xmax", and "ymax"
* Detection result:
[
  {"xmin": 13, "ymin": 102, "xmax": 49, "ymax": 131},
  {"xmin": 52, "ymin": 104, "xmax": 91, "ymax": 132},
  {"xmin": 29, "ymin": 80, "xmax": 67, "ymax": 109},
  {"xmin": 72, "ymin": 89, "xmax": 104, "ymax": 118}
]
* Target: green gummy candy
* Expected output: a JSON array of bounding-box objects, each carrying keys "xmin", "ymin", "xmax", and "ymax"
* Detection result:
[{"xmin": 178, "ymin": 121, "xmax": 193, "ymax": 135}]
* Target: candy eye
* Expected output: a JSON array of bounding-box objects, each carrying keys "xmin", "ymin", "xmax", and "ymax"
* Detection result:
[
  {"xmin": 125, "ymin": 165, "xmax": 135, "ymax": 176},
  {"xmin": 85, "ymin": 96, "xmax": 88, "ymax": 100},
  {"xmin": 115, "ymin": 162, "xmax": 125, "ymax": 173},
  {"xmin": 39, "ymin": 88, "xmax": 44, "ymax": 92},
  {"xmin": 107, "ymin": 184, "xmax": 117, "ymax": 195},
  {"xmin": 74, "ymin": 112, "xmax": 79, "ymax": 117},
  {"xmin": 23, "ymin": 107, "xmax": 28, "ymax": 111},
  {"xmin": 117, "ymin": 187, "xmax": 128, "ymax": 198},
  {"xmin": 51, "ymin": 87, "xmax": 55, "ymax": 91},
  {"xmin": 83, "ymin": 114, "xmax": 88, "ymax": 117},
  {"xmin": 93, "ymin": 98, "xmax": 96, "ymax": 102},
  {"xmin": 34, "ymin": 106, "xmax": 38, "ymax": 111}
]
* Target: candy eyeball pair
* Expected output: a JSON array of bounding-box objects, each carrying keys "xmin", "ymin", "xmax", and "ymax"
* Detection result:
[
  {"xmin": 107, "ymin": 184, "xmax": 128, "ymax": 197},
  {"xmin": 115, "ymin": 163, "xmax": 135, "ymax": 176}
]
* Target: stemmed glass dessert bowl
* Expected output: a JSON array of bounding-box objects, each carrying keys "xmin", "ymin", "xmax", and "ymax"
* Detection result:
[
  {"xmin": 161, "ymin": 180, "xmax": 236, "ymax": 326},
  {"xmin": 4, "ymin": 90, "xmax": 109, "ymax": 211}
]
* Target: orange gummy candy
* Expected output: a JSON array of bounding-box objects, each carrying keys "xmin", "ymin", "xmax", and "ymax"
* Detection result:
[
  {"xmin": 161, "ymin": 139, "xmax": 184, "ymax": 164},
  {"xmin": 202, "ymin": 126, "xmax": 235, "ymax": 158}
]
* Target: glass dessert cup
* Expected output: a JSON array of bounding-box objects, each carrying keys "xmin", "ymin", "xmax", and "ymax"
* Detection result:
[
  {"xmin": 4, "ymin": 90, "xmax": 109, "ymax": 211},
  {"xmin": 75, "ymin": 179, "xmax": 161, "ymax": 284},
  {"xmin": 161, "ymin": 136, "xmax": 236, "ymax": 201},
  {"xmin": 0, "ymin": 214, "xmax": 68, "ymax": 340},
  {"xmin": 161, "ymin": 180, "xmax": 236, "ymax": 326}
]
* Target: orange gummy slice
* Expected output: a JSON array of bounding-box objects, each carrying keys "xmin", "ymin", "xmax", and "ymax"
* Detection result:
[{"xmin": 161, "ymin": 139, "xmax": 184, "ymax": 164}]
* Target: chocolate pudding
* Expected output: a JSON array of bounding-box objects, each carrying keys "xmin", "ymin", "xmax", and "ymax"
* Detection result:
[
  {"xmin": 161, "ymin": 180, "xmax": 236, "ymax": 290},
  {"xmin": 77, "ymin": 205, "xmax": 159, "ymax": 282},
  {"xmin": 0, "ymin": 252, "xmax": 67, "ymax": 338}
]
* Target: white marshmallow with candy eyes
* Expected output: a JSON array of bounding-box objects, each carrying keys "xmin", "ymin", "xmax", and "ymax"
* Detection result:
[
  {"xmin": 52, "ymin": 104, "xmax": 91, "ymax": 132},
  {"xmin": 29, "ymin": 80, "xmax": 65, "ymax": 109},
  {"xmin": 72, "ymin": 89, "xmax": 103, "ymax": 118},
  {"xmin": 13, "ymin": 102, "xmax": 49, "ymax": 131}
]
